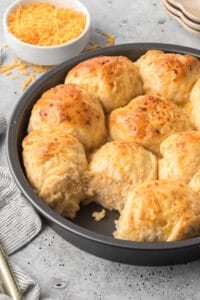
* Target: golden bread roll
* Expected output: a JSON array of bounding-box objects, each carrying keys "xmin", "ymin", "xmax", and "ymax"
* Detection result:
[
  {"xmin": 65, "ymin": 55, "xmax": 143, "ymax": 112},
  {"xmin": 186, "ymin": 77, "xmax": 200, "ymax": 130},
  {"xmin": 136, "ymin": 50, "xmax": 200, "ymax": 105},
  {"xmin": 109, "ymin": 95, "xmax": 192, "ymax": 154},
  {"xmin": 28, "ymin": 84, "xmax": 106, "ymax": 151},
  {"xmin": 89, "ymin": 140, "xmax": 157, "ymax": 211},
  {"xmin": 189, "ymin": 171, "xmax": 200, "ymax": 194},
  {"xmin": 22, "ymin": 129, "xmax": 88, "ymax": 219},
  {"xmin": 114, "ymin": 180, "xmax": 200, "ymax": 242},
  {"xmin": 159, "ymin": 131, "xmax": 200, "ymax": 183}
]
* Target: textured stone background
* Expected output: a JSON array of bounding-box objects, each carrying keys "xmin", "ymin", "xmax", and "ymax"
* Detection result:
[{"xmin": 1, "ymin": 0, "xmax": 200, "ymax": 299}]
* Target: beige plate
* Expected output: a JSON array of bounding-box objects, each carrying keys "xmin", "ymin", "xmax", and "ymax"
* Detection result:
[
  {"xmin": 163, "ymin": 0, "xmax": 200, "ymax": 36},
  {"xmin": 164, "ymin": 0, "xmax": 200, "ymax": 30},
  {"xmin": 167, "ymin": 0, "xmax": 200, "ymax": 23}
]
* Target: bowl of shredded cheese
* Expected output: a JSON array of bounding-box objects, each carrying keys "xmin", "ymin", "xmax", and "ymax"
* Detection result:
[{"xmin": 3, "ymin": 0, "xmax": 91, "ymax": 65}]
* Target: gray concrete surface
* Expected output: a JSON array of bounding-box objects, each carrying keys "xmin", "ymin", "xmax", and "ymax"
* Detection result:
[{"xmin": 1, "ymin": 0, "xmax": 200, "ymax": 299}]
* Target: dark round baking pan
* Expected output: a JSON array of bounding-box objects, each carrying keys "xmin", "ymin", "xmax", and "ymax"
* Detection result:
[{"xmin": 6, "ymin": 43, "xmax": 200, "ymax": 266}]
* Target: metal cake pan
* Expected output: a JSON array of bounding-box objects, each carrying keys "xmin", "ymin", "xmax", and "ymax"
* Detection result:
[{"xmin": 6, "ymin": 43, "xmax": 200, "ymax": 266}]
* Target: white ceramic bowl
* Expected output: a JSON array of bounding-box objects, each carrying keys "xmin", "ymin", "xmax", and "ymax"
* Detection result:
[{"xmin": 3, "ymin": 0, "xmax": 91, "ymax": 65}]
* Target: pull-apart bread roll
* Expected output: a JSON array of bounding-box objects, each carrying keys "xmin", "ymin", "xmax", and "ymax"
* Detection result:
[
  {"xmin": 109, "ymin": 95, "xmax": 192, "ymax": 154},
  {"xmin": 189, "ymin": 171, "xmax": 200, "ymax": 194},
  {"xmin": 89, "ymin": 140, "xmax": 157, "ymax": 211},
  {"xmin": 22, "ymin": 129, "xmax": 88, "ymax": 219},
  {"xmin": 159, "ymin": 131, "xmax": 200, "ymax": 183},
  {"xmin": 186, "ymin": 77, "xmax": 200, "ymax": 130},
  {"xmin": 136, "ymin": 50, "xmax": 200, "ymax": 105},
  {"xmin": 65, "ymin": 56, "xmax": 143, "ymax": 112},
  {"xmin": 28, "ymin": 84, "xmax": 106, "ymax": 151},
  {"xmin": 114, "ymin": 180, "xmax": 200, "ymax": 242}
]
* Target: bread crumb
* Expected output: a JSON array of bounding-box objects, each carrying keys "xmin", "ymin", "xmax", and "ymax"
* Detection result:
[{"xmin": 92, "ymin": 209, "xmax": 106, "ymax": 221}]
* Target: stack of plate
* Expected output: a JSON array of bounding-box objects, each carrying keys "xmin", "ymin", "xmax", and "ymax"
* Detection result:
[{"xmin": 163, "ymin": 0, "xmax": 200, "ymax": 36}]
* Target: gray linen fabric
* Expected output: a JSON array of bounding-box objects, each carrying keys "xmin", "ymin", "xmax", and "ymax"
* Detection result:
[
  {"xmin": 0, "ymin": 114, "xmax": 7, "ymax": 135},
  {"xmin": 0, "ymin": 114, "xmax": 41, "ymax": 299},
  {"xmin": 0, "ymin": 167, "xmax": 42, "ymax": 256}
]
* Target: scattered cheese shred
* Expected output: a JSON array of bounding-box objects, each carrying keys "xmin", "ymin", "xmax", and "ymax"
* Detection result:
[
  {"xmin": 85, "ymin": 44, "xmax": 101, "ymax": 52},
  {"xmin": 85, "ymin": 31, "xmax": 115, "ymax": 52},
  {"xmin": 8, "ymin": 3, "xmax": 86, "ymax": 46},
  {"xmin": 0, "ymin": 62, "xmax": 20, "ymax": 73},
  {"xmin": 4, "ymin": 71, "xmax": 12, "ymax": 76},
  {"xmin": 20, "ymin": 70, "xmax": 30, "ymax": 76},
  {"xmin": 22, "ymin": 74, "xmax": 35, "ymax": 91},
  {"xmin": 101, "ymin": 32, "xmax": 116, "ymax": 46},
  {"xmin": 0, "ymin": 56, "xmax": 53, "ymax": 90},
  {"xmin": 11, "ymin": 75, "xmax": 19, "ymax": 80},
  {"xmin": 92, "ymin": 209, "xmax": 106, "ymax": 222}
]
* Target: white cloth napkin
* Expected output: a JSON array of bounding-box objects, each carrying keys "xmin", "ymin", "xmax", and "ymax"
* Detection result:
[{"xmin": 0, "ymin": 114, "xmax": 41, "ymax": 299}]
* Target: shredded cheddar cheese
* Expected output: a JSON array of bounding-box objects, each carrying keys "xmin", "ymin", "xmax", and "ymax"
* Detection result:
[
  {"xmin": 22, "ymin": 74, "xmax": 35, "ymax": 91},
  {"xmin": 11, "ymin": 75, "xmax": 19, "ymax": 80},
  {"xmin": 8, "ymin": 3, "xmax": 86, "ymax": 46},
  {"xmin": 0, "ymin": 57, "xmax": 53, "ymax": 90},
  {"xmin": 84, "ymin": 31, "xmax": 115, "ymax": 52},
  {"xmin": 101, "ymin": 32, "xmax": 116, "ymax": 46},
  {"xmin": 85, "ymin": 44, "xmax": 101, "ymax": 52}
]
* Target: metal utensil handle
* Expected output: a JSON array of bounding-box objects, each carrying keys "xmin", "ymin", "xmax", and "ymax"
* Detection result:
[{"xmin": 0, "ymin": 245, "xmax": 23, "ymax": 300}]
